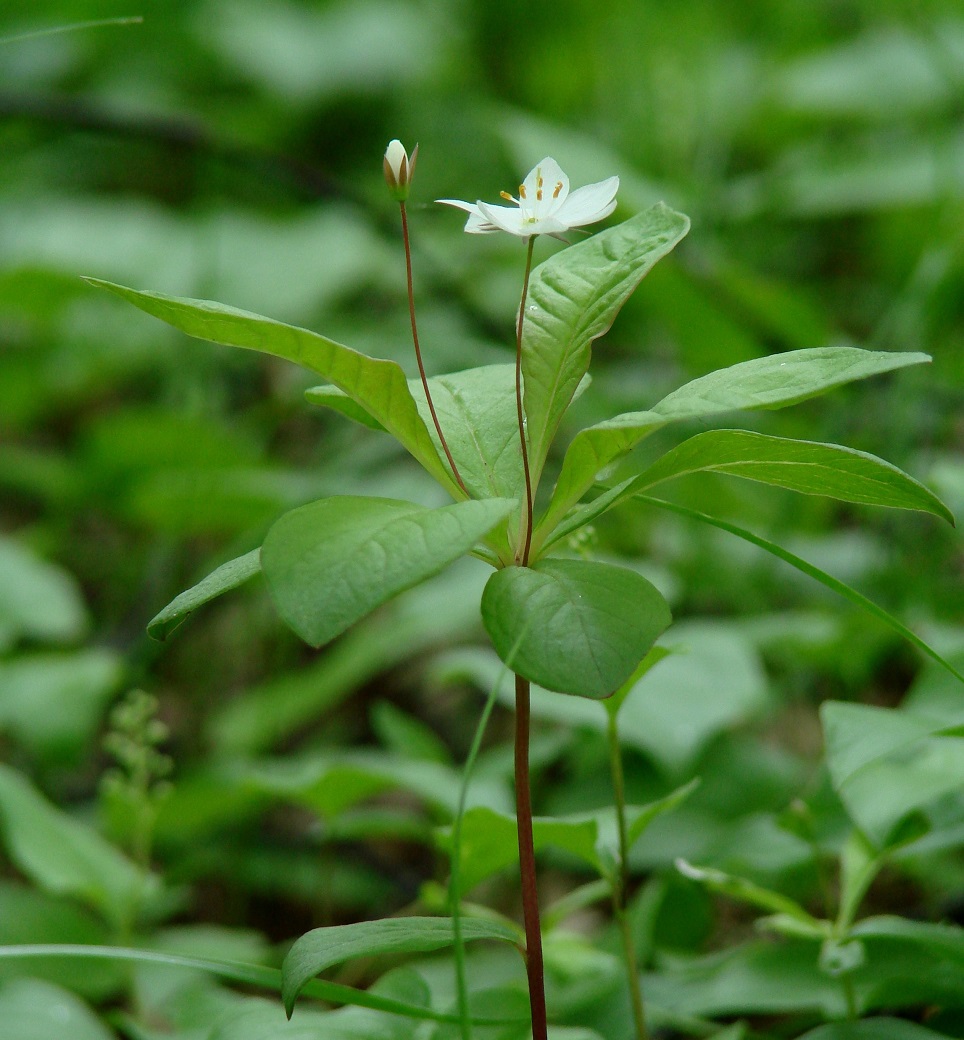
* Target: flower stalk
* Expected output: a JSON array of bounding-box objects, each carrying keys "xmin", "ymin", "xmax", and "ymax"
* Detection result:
[
  {"xmin": 386, "ymin": 141, "xmax": 467, "ymax": 497},
  {"xmin": 515, "ymin": 235, "xmax": 536, "ymax": 565}
]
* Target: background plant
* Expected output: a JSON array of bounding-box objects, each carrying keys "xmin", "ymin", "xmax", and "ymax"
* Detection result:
[{"xmin": 1, "ymin": 3, "xmax": 962, "ymax": 1040}]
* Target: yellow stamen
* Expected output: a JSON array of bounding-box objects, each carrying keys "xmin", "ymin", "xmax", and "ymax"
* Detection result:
[
  {"xmin": 553, "ymin": 181, "xmax": 563, "ymax": 198},
  {"xmin": 519, "ymin": 184, "xmax": 526, "ymax": 199},
  {"xmin": 500, "ymin": 190, "xmax": 514, "ymax": 201},
  {"xmin": 536, "ymin": 188, "xmax": 543, "ymax": 201}
]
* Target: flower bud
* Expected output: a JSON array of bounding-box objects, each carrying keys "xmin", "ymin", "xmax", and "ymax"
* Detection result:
[{"xmin": 384, "ymin": 139, "xmax": 418, "ymax": 201}]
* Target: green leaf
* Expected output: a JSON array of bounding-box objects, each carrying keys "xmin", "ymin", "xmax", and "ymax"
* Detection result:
[
  {"xmin": 0, "ymin": 978, "xmax": 114, "ymax": 1040},
  {"xmin": 604, "ymin": 645, "xmax": 674, "ymax": 718},
  {"xmin": 441, "ymin": 806, "xmax": 604, "ymax": 890},
  {"xmin": 147, "ymin": 549, "xmax": 262, "ymax": 640},
  {"xmin": 821, "ymin": 701, "xmax": 964, "ymax": 848},
  {"xmin": 617, "ymin": 623, "xmax": 769, "ymax": 772},
  {"xmin": 261, "ymin": 496, "xmax": 515, "ymax": 648},
  {"xmin": 306, "ymin": 384, "xmax": 387, "ymax": 430},
  {"xmin": 628, "ymin": 430, "xmax": 954, "ymax": 523},
  {"xmin": 481, "ymin": 558, "xmax": 671, "ymax": 699},
  {"xmin": 851, "ymin": 915, "xmax": 964, "ymax": 968},
  {"xmin": 84, "ymin": 278, "xmax": 459, "ymax": 496},
  {"xmin": 676, "ymin": 859, "xmax": 827, "ymax": 932},
  {"xmin": 246, "ymin": 748, "xmax": 511, "ymax": 820},
  {"xmin": 0, "ymin": 537, "xmax": 88, "ymax": 647},
  {"xmin": 637, "ymin": 496, "xmax": 964, "ymax": 685},
  {"xmin": 539, "ymin": 346, "xmax": 931, "ymax": 545},
  {"xmin": 0, "ymin": 650, "xmax": 122, "ymax": 761},
  {"xmin": 522, "ymin": 205, "xmax": 690, "ymax": 488},
  {"xmin": 0, "ymin": 764, "xmax": 157, "ymax": 930},
  {"xmin": 415, "ymin": 365, "xmax": 524, "ymax": 502},
  {"xmin": 443, "ymin": 781, "xmax": 699, "ymax": 891},
  {"xmin": 624, "ymin": 779, "xmax": 702, "ymax": 849},
  {"xmin": 281, "ymin": 917, "xmax": 521, "ymax": 1016}
]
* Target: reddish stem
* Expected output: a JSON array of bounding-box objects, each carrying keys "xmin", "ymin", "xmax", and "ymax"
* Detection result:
[
  {"xmin": 514, "ymin": 236, "xmax": 536, "ymax": 564},
  {"xmin": 400, "ymin": 201, "xmax": 468, "ymax": 497},
  {"xmin": 515, "ymin": 673, "xmax": 548, "ymax": 1040}
]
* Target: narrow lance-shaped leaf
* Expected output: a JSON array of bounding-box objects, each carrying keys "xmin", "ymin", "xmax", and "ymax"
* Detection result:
[
  {"xmin": 539, "ymin": 346, "xmax": 931, "ymax": 544},
  {"xmin": 637, "ymin": 495, "xmax": 964, "ymax": 685},
  {"xmin": 481, "ymin": 558, "xmax": 671, "ymax": 699},
  {"xmin": 624, "ymin": 430, "xmax": 954, "ymax": 524},
  {"xmin": 84, "ymin": 279, "xmax": 460, "ymax": 497},
  {"xmin": 281, "ymin": 917, "xmax": 522, "ymax": 1016},
  {"xmin": 147, "ymin": 549, "xmax": 262, "ymax": 641},
  {"xmin": 522, "ymin": 204, "xmax": 690, "ymax": 488},
  {"xmin": 261, "ymin": 496, "xmax": 515, "ymax": 648}
]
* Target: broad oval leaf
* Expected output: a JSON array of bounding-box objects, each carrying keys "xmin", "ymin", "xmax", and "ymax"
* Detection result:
[
  {"xmin": 261, "ymin": 496, "xmax": 515, "ymax": 648},
  {"xmin": 540, "ymin": 346, "xmax": 931, "ymax": 544},
  {"xmin": 148, "ymin": 549, "xmax": 262, "ymax": 641},
  {"xmin": 522, "ymin": 204, "xmax": 689, "ymax": 487},
  {"xmin": 84, "ymin": 279, "xmax": 459, "ymax": 497},
  {"xmin": 481, "ymin": 558, "xmax": 671, "ymax": 699},
  {"xmin": 630, "ymin": 430, "xmax": 954, "ymax": 524},
  {"xmin": 281, "ymin": 917, "xmax": 521, "ymax": 1016}
]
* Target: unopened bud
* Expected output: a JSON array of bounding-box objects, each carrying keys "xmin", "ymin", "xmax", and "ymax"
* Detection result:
[{"xmin": 384, "ymin": 139, "xmax": 418, "ymax": 201}]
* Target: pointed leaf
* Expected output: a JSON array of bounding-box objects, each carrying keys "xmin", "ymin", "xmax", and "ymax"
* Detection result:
[
  {"xmin": 84, "ymin": 278, "xmax": 458, "ymax": 495},
  {"xmin": 148, "ymin": 549, "xmax": 262, "ymax": 641},
  {"xmin": 540, "ymin": 346, "xmax": 931, "ymax": 542},
  {"xmin": 262, "ymin": 496, "xmax": 515, "ymax": 648},
  {"xmin": 522, "ymin": 205, "xmax": 689, "ymax": 486},
  {"xmin": 0, "ymin": 764, "xmax": 157, "ymax": 930},
  {"xmin": 414, "ymin": 365, "xmax": 524, "ymax": 501},
  {"xmin": 281, "ymin": 917, "xmax": 521, "ymax": 1015},
  {"xmin": 637, "ymin": 495, "xmax": 964, "ymax": 685},
  {"xmin": 629, "ymin": 430, "xmax": 954, "ymax": 523},
  {"xmin": 481, "ymin": 558, "xmax": 671, "ymax": 699}
]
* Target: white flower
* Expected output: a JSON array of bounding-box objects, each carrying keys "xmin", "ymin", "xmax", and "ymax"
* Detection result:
[
  {"xmin": 437, "ymin": 156, "xmax": 618, "ymax": 238},
  {"xmin": 383, "ymin": 139, "xmax": 418, "ymax": 201}
]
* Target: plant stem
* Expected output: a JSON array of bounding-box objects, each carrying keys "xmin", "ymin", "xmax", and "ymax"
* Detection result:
[
  {"xmin": 607, "ymin": 712, "xmax": 648, "ymax": 1040},
  {"xmin": 514, "ymin": 236, "xmax": 536, "ymax": 565},
  {"xmin": 399, "ymin": 201, "xmax": 468, "ymax": 497},
  {"xmin": 451, "ymin": 668, "xmax": 505, "ymax": 1040},
  {"xmin": 515, "ymin": 674, "xmax": 548, "ymax": 1040}
]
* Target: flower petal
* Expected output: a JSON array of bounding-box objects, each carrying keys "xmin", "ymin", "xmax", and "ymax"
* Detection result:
[
  {"xmin": 476, "ymin": 200, "xmax": 529, "ymax": 237},
  {"xmin": 436, "ymin": 198, "xmax": 495, "ymax": 233},
  {"xmin": 521, "ymin": 157, "xmax": 569, "ymax": 212},
  {"xmin": 555, "ymin": 176, "xmax": 620, "ymax": 227}
]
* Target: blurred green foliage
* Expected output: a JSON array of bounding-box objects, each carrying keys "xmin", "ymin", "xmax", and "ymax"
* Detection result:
[{"xmin": 0, "ymin": 1, "xmax": 962, "ymax": 1038}]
